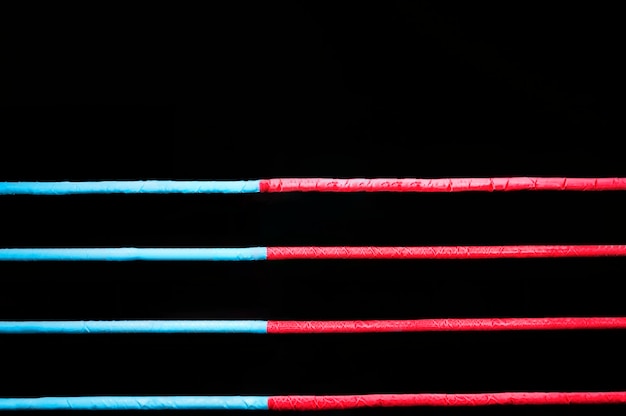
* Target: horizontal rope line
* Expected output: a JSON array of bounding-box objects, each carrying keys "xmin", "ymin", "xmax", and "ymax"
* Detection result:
[
  {"xmin": 2, "ymin": 177, "xmax": 626, "ymax": 194},
  {"xmin": 2, "ymin": 318, "xmax": 626, "ymax": 334},
  {"xmin": 2, "ymin": 392, "xmax": 626, "ymax": 410},
  {"xmin": 2, "ymin": 245, "xmax": 626, "ymax": 261}
]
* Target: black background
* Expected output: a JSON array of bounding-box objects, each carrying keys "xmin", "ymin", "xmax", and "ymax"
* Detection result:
[{"xmin": 1, "ymin": 2, "xmax": 625, "ymax": 415}]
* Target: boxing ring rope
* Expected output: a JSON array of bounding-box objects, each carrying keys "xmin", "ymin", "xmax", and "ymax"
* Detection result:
[
  {"xmin": 2, "ymin": 177, "xmax": 626, "ymax": 410},
  {"xmin": 2, "ymin": 392, "xmax": 626, "ymax": 411},
  {"xmin": 2, "ymin": 245, "xmax": 626, "ymax": 261},
  {"xmin": 2, "ymin": 317, "xmax": 626, "ymax": 334},
  {"xmin": 2, "ymin": 177, "xmax": 626, "ymax": 194}
]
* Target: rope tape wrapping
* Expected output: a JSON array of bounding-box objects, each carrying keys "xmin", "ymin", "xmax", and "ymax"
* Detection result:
[
  {"xmin": 0, "ymin": 248, "xmax": 267, "ymax": 261},
  {"xmin": 0, "ymin": 397, "xmax": 269, "ymax": 410},
  {"xmin": 0, "ymin": 320, "xmax": 268, "ymax": 334},
  {"xmin": 266, "ymin": 317, "xmax": 626, "ymax": 333},
  {"xmin": 268, "ymin": 392, "xmax": 626, "ymax": 410},
  {"xmin": 260, "ymin": 177, "xmax": 626, "ymax": 192},
  {"xmin": 0, "ymin": 181, "xmax": 261, "ymax": 194},
  {"xmin": 266, "ymin": 245, "xmax": 626, "ymax": 260}
]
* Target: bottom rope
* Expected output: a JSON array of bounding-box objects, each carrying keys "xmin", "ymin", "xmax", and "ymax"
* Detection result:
[
  {"xmin": 3, "ymin": 317, "xmax": 626, "ymax": 334},
  {"xmin": 2, "ymin": 392, "xmax": 626, "ymax": 410}
]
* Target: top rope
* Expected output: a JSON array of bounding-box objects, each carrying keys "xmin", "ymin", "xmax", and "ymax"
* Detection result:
[{"xmin": 2, "ymin": 178, "xmax": 626, "ymax": 194}]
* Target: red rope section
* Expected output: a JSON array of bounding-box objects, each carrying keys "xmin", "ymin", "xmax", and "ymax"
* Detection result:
[
  {"xmin": 268, "ymin": 392, "xmax": 626, "ymax": 410},
  {"xmin": 266, "ymin": 245, "xmax": 626, "ymax": 260},
  {"xmin": 267, "ymin": 317, "xmax": 626, "ymax": 334},
  {"xmin": 260, "ymin": 177, "xmax": 626, "ymax": 192}
]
